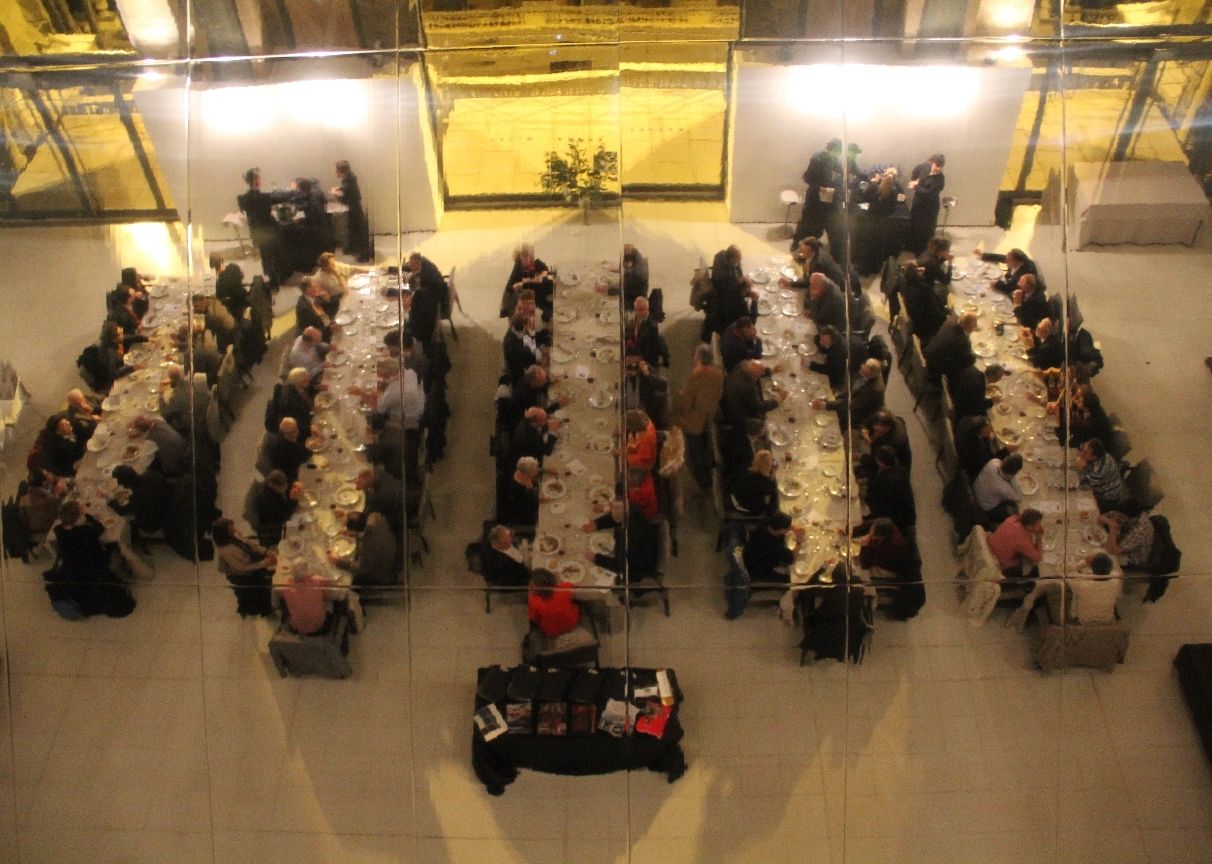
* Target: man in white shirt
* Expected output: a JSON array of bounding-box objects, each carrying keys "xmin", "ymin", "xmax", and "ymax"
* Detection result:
[
  {"xmin": 1069, "ymin": 553, "xmax": 1122, "ymax": 624},
  {"xmin": 376, "ymin": 360, "xmax": 425, "ymax": 430},
  {"xmin": 973, "ymin": 453, "xmax": 1024, "ymax": 525},
  {"xmin": 289, "ymin": 326, "xmax": 328, "ymax": 383}
]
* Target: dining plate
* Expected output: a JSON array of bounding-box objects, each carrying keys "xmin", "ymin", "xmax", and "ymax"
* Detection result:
[
  {"xmin": 757, "ymin": 299, "xmax": 776, "ymax": 317},
  {"xmin": 814, "ymin": 414, "xmax": 831, "ymax": 427},
  {"xmin": 768, "ymin": 427, "xmax": 788, "ymax": 447},
  {"xmin": 85, "ymin": 435, "xmax": 110, "ymax": 453},
  {"xmin": 554, "ymin": 309, "xmax": 578, "ymax": 325},
  {"xmin": 750, "ymin": 270, "xmax": 770, "ymax": 284},
  {"xmin": 589, "ymin": 533, "xmax": 614, "ymax": 556},
  {"xmin": 334, "ymin": 312, "xmax": 355, "ymax": 326},
  {"xmin": 588, "ymin": 389, "xmax": 614, "ymax": 409},
  {"xmin": 542, "ymin": 478, "xmax": 567, "ymax": 499},
  {"xmin": 590, "ymin": 436, "xmax": 613, "ymax": 453},
  {"xmin": 821, "ymin": 464, "xmax": 839, "ymax": 478},
  {"xmin": 376, "ymin": 302, "xmax": 391, "ymax": 313},
  {"xmin": 973, "ymin": 341, "xmax": 998, "ymax": 358},
  {"xmin": 536, "ymin": 534, "xmax": 562, "ymax": 555},
  {"xmin": 599, "ymin": 308, "xmax": 619, "ymax": 325},
  {"xmin": 597, "ymin": 346, "xmax": 619, "ymax": 364},
  {"xmin": 762, "ymin": 343, "xmax": 777, "ymax": 358},
  {"xmin": 778, "ymin": 478, "xmax": 805, "ymax": 498},
  {"xmin": 781, "ymin": 302, "xmax": 799, "ymax": 317},
  {"xmin": 331, "ymin": 536, "xmax": 356, "ymax": 558},
  {"xmin": 120, "ymin": 444, "xmax": 141, "ymax": 463},
  {"xmin": 559, "ymin": 560, "xmax": 586, "ymax": 583},
  {"xmin": 550, "ymin": 501, "xmax": 567, "ymax": 514},
  {"xmin": 327, "ymin": 349, "xmax": 347, "ymax": 366},
  {"xmin": 780, "ymin": 265, "xmax": 798, "ymax": 281},
  {"xmin": 1000, "ymin": 428, "xmax": 1022, "ymax": 446},
  {"xmin": 378, "ymin": 319, "xmax": 403, "ymax": 331},
  {"xmin": 1019, "ymin": 475, "xmax": 1039, "ymax": 496},
  {"xmin": 334, "ymin": 486, "xmax": 362, "ymax": 507},
  {"xmin": 793, "ymin": 560, "xmax": 814, "ymax": 578},
  {"xmin": 1084, "ymin": 524, "xmax": 1108, "ymax": 546},
  {"xmin": 996, "ymin": 402, "xmax": 1012, "ymax": 416},
  {"xmin": 817, "ymin": 431, "xmax": 843, "ymax": 449},
  {"xmin": 588, "ymin": 485, "xmax": 613, "ymax": 507},
  {"xmin": 315, "ymin": 392, "xmax": 335, "ymax": 410},
  {"xmin": 550, "ymin": 347, "xmax": 574, "ymax": 364},
  {"xmin": 760, "ymin": 325, "xmax": 774, "ymax": 336},
  {"xmin": 101, "ymin": 395, "xmax": 120, "ymax": 412},
  {"xmin": 299, "ymin": 490, "xmax": 319, "ymax": 509}
]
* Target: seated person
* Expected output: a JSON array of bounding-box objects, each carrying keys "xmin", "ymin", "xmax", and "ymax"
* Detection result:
[
  {"xmin": 973, "ymin": 454, "xmax": 1024, "ymax": 525},
  {"xmin": 288, "ymin": 326, "xmax": 329, "ymax": 384},
  {"xmin": 278, "ymin": 561, "xmax": 340, "ymax": 636},
  {"xmin": 295, "ymin": 278, "xmax": 335, "ymax": 341},
  {"xmin": 528, "ymin": 567, "xmax": 580, "ymax": 637},
  {"xmin": 1069, "ymin": 553, "xmax": 1123, "ymax": 624},
  {"xmin": 64, "ymin": 388, "xmax": 102, "ymax": 441},
  {"xmin": 215, "ymin": 262, "xmax": 248, "ymax": 318},
  {"xmin": 1025, "ymin": 318, "xmax": 1065, "ymax": 370},
  {"xmin": 622, "ymin": 355, "xmax": 670, "ymax": 429},
  {"xmin": 254, "ymin": 470, "xmax": 300, "ymax": 546},
  {"xmin": 798, "ymin": 563, "xmax": 872, "ymax": 664},
  {"xmin": 854, "ymin": 445, "xmax": 916, "ymax": 533},
  {"xmin": 986, "ymin": 507, "xmax": 1044, "ymax": 579},
  {"xmin": 620, "ymin": 243, "xmax": 649, "ymax": 302},
  {"xmin": 627, "ymin": 466, "xmax": 659, "ymax": 522},
  {"xmin": 1012, "ymin": 274, "xmax": 1049, "ymax": 331},
  {"xmin": 955, "ymin": 415, "xmax": 1010, "ymax": 481},
  {"xmin": 274, "ymin": 368, "xmax": 315, "ymax": 439},
  {"xmin": 859, "ymin": 410, "xmax": 912, "ymax": 475},
  {"xmin": 482, "ymin": 524, "xmax": 531, "ymax": 588},
  {"xmin": 987, "ymin": 247, "xmax": 1043, "ymax": 295},
  {"xmin": 129, "ymin": 414, "xmax": 187, "ymax": 477},
  {"xmin": 1101, "ymin": 510, "xmax": 1154, "ymax": 571},
  {"xmin": 898, "ymin": 261, "xmax": 948, "ymax": 344},
  {"xmin": 729, "ymin": 449, "xmax": 779, "ymax": 517},
  {"xmin": 94, "ymin": 321, "xmax": 144, "ymax": 393},
  {"xmin": 719, "ymin": 316, "xmax": 762, "ymax": 373},
  {"xmin": 916, "ymin": 236, "xmax": 953, "ymax": 293},
  {"xmin": 1077, "ymin": 437, "xmax": 1126, "ymax": 513},
  {"xmin": 268, "ymin": 417, "xmax": 312, "ymax": 483},
  {"xmin": 212, "ymin": 517, "xmax": 274, "ymax": 617},
  {"xmin": 503, "ymin": 364, "xmax": 565, "ymax": 433},
  {"xmin": 625, "ymin": 296, "xmax": 663, "ymax": 368},
  {"xmin": 46, "ymin": 501, "xmax": 134, "ymax": 619},
  {"xmin": 182, "ymin": 319, "xmax": 222, "ymax": 386},
  {"xmin": 41, "ymin": 416, "xmax": 84, "ymax": 478},
  {"xmin": 497, "ymin": 456, "xmax": 541, "ymax": 532},
  {"xmin": 364, "ymin": 413, "xmax": 405, "ymax": 480},
  {"xmin": 625, "ymin": 408, "xmax": 658, "ymax": 471},
  {"xmin": 356, "ymin": 465, "xmax": 405, "ymax": 532},
  {"xmin": 502, "ymin": 244, "xmax": 552, "ymax": 318},
  {"xmin": 503, "ymin": 312, "xmax": 542, "ymax": 384},
  {"xmin": 509, "ymin": 406, "xmax": 559, "ymax": 468},
  {"xmin": 743, "ymin": 510, "xmax": 798, "ymax": 586},
  {"xmin": 583, "ymin": 496, "xmax": 660, "ymax": 576},
  {"xmin": 109, "ymin": 464, "xmax": 170, "ymax": 542},
  {"xmin": 807, "ymin": 325, "xmax": 864, "ymax": 393},
  {"xmin": 721, "ymin": 417, "xmax": 769, "ymax": 473},
  {"xmin": 856, "ymin": 517, "xmax": 910, "ymax": 582},
  {"xmin": 330, "ymin": 511, "xmax": 398, "ymax": 587}
]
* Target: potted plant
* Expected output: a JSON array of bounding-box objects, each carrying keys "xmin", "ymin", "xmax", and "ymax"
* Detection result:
[{"xmin": 539, "ymin": 139, "xmax": 619, "ymax": 223}]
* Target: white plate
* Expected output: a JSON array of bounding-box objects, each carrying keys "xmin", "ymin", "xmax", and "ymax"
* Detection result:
[
  {"xmin": 550, "ymin": 501, "xmax": 567, "ymax": 514},
  {"xmin": 101, "ymin": 396, "xmax": 120, "ymax": 412},
  {"xmin": 591, "ymin": 436, "xmax": 612, "ymax": 453},
  {"xmin": 588, "ymin": 485, "xmax": 613, "ymax": 506},
  {"xmin": 750, "ymin": 270, "xmax": 770, "ymax": 284},
  {"xmin": 589, "ymin": 389, "xmax": 614, "ymax": 409},
  {"xmin": 821, "ymin": 464, "xmax": 839, "ymax": 478},
  {"xmin": 814, "ymin": 414, "xmax": 831, "ymax": 427},
  {"xmin": 973, "ymin": 341, "xmax": 998, "ymax": 358},
  {"xmin": 757, "ymin": 299, "xmax": 775, "ymax": 316},
  {"xmin": 536, "ymin": 534, "xmax": 562, "ymax": 555},
  {"xmin": 542, "ymin": 478, "xmax": 567, "ymax": 499},
  {"xmin": 817, "ymin": 431, "xmax": 842, "ymax": 449},
  {"xmin": 781, "ymin": 302, "xmax": 799, "ymax": 317},
  {"xmin": 550, "ymin": 347, "xmax": 574, "ymax": 364},
  {"xmin": 86, "ymin": 435, "xmax": 110, "ymax": 453},
  {"xmin": 1000, "ymin": 428, "xmax": 1022, "ymax": 447},
  {"xmin": 597, "ymin": 346, "xmax": 619, "ymax": 364},
  {"xmin": 589, "ymin": 534, "xmax": 614, "ymax": 556},
  {"xmin": 780, "ymin": 265, "xmax": 798, "ymax": 280},
  {"xmin": 315, "ymin": 392, "xmax": 335, "ymax": 410},
  {"xmin": 334, "ymin": 312, "xmax": 355, "ymax": 326},
  {"xmin": 779, "ymin": 478, "xmax": 805, "ymax": 498},
  {"xmin": 559, "ymin": 561, "xmax": 586, "ymax": 583},
  {"xmin": 1084, "ymin": 524, "xmax": 1108, "ymax": 546},
  {"xmin": 554, "ymin": 308, "xmax": 577, "ymax": 324},
  {"xmin": 599, "ymin": 308, "xmax": 619, "ymax": 325},
  {"xmin": 334, "ymin": 486, "xmax": 361, "ymax": 507},
  {"xmin": 1019, "ymin": 476, "xmax": 1039, "ymax": 496}
]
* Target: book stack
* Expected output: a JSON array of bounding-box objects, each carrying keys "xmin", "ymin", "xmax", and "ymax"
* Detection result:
[{"xmin": 505, "ymin": 666, "xmax": 540, "ymax": 735}]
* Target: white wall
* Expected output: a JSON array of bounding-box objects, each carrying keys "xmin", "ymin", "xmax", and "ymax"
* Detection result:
[
  {"xmin": 134, "ymin": 70, "xmax": 441, "ymax": 243},
  {"xmin": 727, "ymin": 61, "xmax": 1032, "ymax": 227}
]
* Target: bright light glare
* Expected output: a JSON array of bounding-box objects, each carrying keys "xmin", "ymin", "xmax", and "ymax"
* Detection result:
[
  {"xmin": 786, "ymin": 65, "xmax": 981, "ymax": 120},
  {"xmin": 114, "ymin": 0, "xmax": 179, "ymax": 51},
  {"xmin": 986, "ymin": 0, "xmax": 1034, "ymax": 29},
  {"xmin": 200, "ymin": 80, "xmax": 369, "ymax": 136},
  {"xmin": 108, "ymin": 223, "xmax": 187, "ymax": 278}
]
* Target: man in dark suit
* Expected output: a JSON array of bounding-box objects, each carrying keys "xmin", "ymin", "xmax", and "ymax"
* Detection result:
[
  {"xmin": 236, "ymin": 168, "xmax": 281, "ymax": 287},
  {"xmin": 1026, "ymin": 318, "xmax": 1065, "ymax": 370},
  {"xmin": 332, "ymin": 511, "xmax": 398, "ymax": 586},
  {"xmin": 719, "ymin": 317, "xmax": 763, "ymax": 372},
  {"xmin": 814, "ymin": 358, "xmax": 885, "ymax": 431},
  {"xmin": 625, "ymin": 296, "xmax": 662, "ymax": 368},
  {"xmin": 923, "ymin": 312, "xmax": 978, "ymax": 382},
  {"xmin": 503, "ymin": 313, "xmax": 541, "ymax": 384},
  {"xmin": 509, "ymin": 407, "xmax": 559, "ymax": 467},
  {"xmin": 267, "ymin": 417, "xmax": 312, "ymax": 482},
  {"xmin": 987, "ymin": 247, "xmax": 1044, "ymax": 295},
  {"xmin": 808, "ymin": 325, "xmax": 865, "ymax": 393},
  {"xmin": 482, "ymin": 524, "xmax": 530, "ymax": 587},
  {"xmin": 1011, "ymin": 274, "xmax": 1049, "ymax": 331},
  {"xmin": 404, "ymin": 252, "xmax": 446, "ymax": 346},
  {"xmin": 898, "ymin": 261, "xmax": 948, "ymax": 344},
  {"xmin": 722, "ymin": 360, "xmax": 784, "ymax": 425},
  {"xmin": 793, "ymin": 138, "xmax": 843, "ymax": 247},
  {"xmin": 721, "ymin": 417, "xmax": 770, "ymax": 471},
  {"xmin": 949, "ymin": 363, "xmax": 1005, "ymax": 422},
  {"xmin": 804, "ymin": 274, "xmax": 848, "ymax": 333},
  {"xmin": 710, "ymin": 245, "xmax": 756, "ymax": 333},
  {"xmin": 622, "ymin": 354, "xmax": 670, "ymax": 428}
]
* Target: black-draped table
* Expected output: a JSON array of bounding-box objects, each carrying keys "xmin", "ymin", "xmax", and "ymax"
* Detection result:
[{"xmin": 471, "ymin": 665, "xmax": 687, "ymax": 795}]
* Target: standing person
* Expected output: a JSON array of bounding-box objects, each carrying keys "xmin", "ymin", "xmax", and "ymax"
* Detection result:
[
  {"xmin": 237, "ymin": 168, "xmax": 280, "ymax": 287},
  {"xmin": 907, "ymin": 153, "xmax": 945, "ymax": 255},
  {"xmin": 793, "ymin": 138, "xmax": 843, "ymax": 248},
  {"xmin": 332, "ymin": 160, "xmax": 371, "ymax": 263}
]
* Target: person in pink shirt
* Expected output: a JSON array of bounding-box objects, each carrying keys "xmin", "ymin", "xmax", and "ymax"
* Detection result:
[
  {"xmin": 986, "ymin": 508, "xmax": 1044, "ymax": 577},
  {"xmin": 279, "ymin": 563, "xmax": 340, "ymax": 635}
]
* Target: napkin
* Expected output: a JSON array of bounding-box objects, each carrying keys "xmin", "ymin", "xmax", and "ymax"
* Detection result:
[{"xmin": 575, "ymin": 364, "xmax": 591, "ymax": 380}]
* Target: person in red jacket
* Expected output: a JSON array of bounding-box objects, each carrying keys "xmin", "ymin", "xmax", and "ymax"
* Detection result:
[{"xmin": 528, "ymin": 568, "xmax": 580, "ymax": 637}]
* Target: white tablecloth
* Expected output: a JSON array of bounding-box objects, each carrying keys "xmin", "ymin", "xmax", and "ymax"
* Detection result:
[{"xmin": 1069, "ymin": 160, "xmax": 1210, "ymax": 249}]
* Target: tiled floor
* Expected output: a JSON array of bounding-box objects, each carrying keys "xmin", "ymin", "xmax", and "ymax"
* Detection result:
[{"xmin": 1, "ymin": 202, "xmax": 1211, "ymax": 863}]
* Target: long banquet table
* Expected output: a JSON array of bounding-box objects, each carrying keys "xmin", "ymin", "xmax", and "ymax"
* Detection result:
[{"xmin": 528, "ymin": 262, "xmax": 625, "ymax": 630}]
